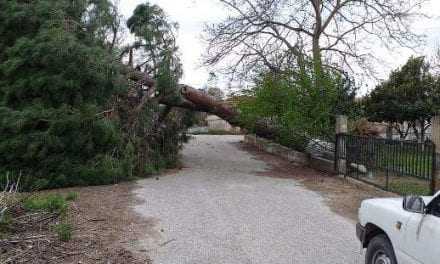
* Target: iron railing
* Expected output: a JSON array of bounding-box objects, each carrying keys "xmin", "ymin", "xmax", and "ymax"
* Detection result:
[{"xmin": 335, "ymin": 134, "xmax": 436, "ymax": 195}]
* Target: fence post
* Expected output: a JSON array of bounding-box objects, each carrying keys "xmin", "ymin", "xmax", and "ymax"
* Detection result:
[
  {"xmin": 431, "ymin": 116, "xmax": 440, "ymax": 194},
  {"xmin": 335, "ymin": 115, "xmax": 348, "ymax": 175}
]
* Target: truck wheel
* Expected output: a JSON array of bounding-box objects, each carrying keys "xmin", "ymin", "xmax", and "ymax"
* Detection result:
[{"xmin": 365, "ymin": 234, "xmax": 397, "ymax": 264}]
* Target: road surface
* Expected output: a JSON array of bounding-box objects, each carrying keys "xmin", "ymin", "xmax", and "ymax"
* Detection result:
[{"xmin": 133, "ymin": 135, "xmax": 363, "ymax": 264}]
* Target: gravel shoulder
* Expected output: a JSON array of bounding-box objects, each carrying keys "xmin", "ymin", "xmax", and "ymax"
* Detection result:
[{"xmin": 133, "ymin": 135, "xmax": 383, "ymax": 264}]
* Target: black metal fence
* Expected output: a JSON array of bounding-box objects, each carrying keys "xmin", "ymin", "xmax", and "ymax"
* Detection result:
[{"xmin": 335, "ymin": 134, "xmax": 437, "ymax": 195}]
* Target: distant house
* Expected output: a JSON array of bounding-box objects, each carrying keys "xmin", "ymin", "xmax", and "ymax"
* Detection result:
[{"xmin": 353, "ymin": 119, "xmax": 432, "ymax": 141}]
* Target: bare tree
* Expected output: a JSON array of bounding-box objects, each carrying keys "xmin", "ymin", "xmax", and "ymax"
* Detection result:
[{"xmin": 204, "ymin": 0, "xmax": 427, "ymax": 83}]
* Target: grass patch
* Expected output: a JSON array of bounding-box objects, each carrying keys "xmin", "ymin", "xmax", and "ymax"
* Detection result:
[
  {"xmin": 389, "ymin": 181, "xmax": 431, "ymax": 196},
  {"xmin": 0, "ymin": 212, "xmax": 12, "ymax": 236},
  {"xmin": 54, "ymin": 223, "xmax": 73, "ymax": 242},
  {"xmin": 351, "ymin": 142, "xmax": 434, "ymax": 179},
  {"xmin": 23, "ymin": 194, "xmax": 68, "ymax": 214},
  {"xmin": 2, "ymin": 192, "xmax": 75, "ymax": 242},
  {"xmin": 23, "ymin": 194, "xmax": 76, "ymax": 242},
  {"xmin": 65, "ymin": 192, "xmax": 78, "ymax": 201}
]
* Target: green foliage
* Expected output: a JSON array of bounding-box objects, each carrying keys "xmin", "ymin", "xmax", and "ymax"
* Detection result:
[
  {"xmin": 0, "ymin": 0, "xmax": 131, "ymax": 190},
  {"xmin": 0, "ymin": 107, "xmax": 130, "ymax": 189},
  {"xmin": 0, "ymin": 0, "xmax": 193, "ymax": 190},
  {"xmin": 144, "ymin": 164, "xmax": 159, "ymax": 175},
  {"xmin": 126, "ymin": 2, "xmax": 182, "ymax": 79},
  {"xmin": 127, "ymin": 3, "xmax": 176, "ymax": 44},
  {"xmin": 237, "ymin": 66, "xmax": 358, "ymax": 151},
  {"xmin": 364, "ymin": 56, "xmax": 440, "ymax": 138},
  {"xmin": 118, "ymin": 2, "xmax": 192, "ymax": 178}
]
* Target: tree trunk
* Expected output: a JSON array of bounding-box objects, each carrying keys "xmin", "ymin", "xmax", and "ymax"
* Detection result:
[
  {"xmin": 312, "ymin": 0, "xmax": 323, "ymax": 90},
  {"xmin": 420, "ymin": 119, "xmax": 426, "ymax": 143},
  {"xmin": 412, "ymin": 122, "xmax": 420, "ymax": 143},
  {"xmin": 386, "ymin": 124, "xmax": 393, "ymax": 140},
  {"xmin": 178, "ymin": 85, "xmax": 239, "ymax": 125},
  {"xmin": 121, "ymin": 68, "xmax": 283, "ymax": 136},
  {"xmin": 312, "ymin": 36, "xmax": 322, "ymax": 87}
]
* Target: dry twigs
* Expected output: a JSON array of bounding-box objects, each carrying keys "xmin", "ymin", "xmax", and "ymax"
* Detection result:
[
  {"xmin": 0, "ymin": 173, "xmax": 20, "ymax": 222},
  {"xmin": 0, "ymin": 176, "xmax": 71, "ymax": 264}
]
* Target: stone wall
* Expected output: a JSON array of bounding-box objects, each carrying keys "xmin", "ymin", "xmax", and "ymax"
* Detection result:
[{"xmin": 243, "ymin": 134, "xmax": 335, "ymax": 173}]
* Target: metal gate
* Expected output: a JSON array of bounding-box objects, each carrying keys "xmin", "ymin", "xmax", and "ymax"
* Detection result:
[{"xmin": 335, "ymin": 134, "xmax": 437, "ymax": 195}]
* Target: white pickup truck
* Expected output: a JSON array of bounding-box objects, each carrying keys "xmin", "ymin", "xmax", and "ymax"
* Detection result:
[{"xmin": 357, "ymin": 192, "xmax": 440, "ymax": 264}]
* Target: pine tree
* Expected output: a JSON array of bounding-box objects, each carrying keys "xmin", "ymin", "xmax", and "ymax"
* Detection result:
[{"xmin": 0, "ymin": 0, "xmax": 129, "ymax": 189}]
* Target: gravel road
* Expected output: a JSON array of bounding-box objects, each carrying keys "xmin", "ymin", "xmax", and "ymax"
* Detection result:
[{"xmin": 133, "ymin": 135, "xmax": 364, "ymax": 264}]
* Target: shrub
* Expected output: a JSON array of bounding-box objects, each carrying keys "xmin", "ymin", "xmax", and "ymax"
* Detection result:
[
  {"xmin": 237, "ymin": 66, "xmax": 358, "ymax": 151},
  {"xmin": 144, "ymin": 164, "xmax": 158, "ymax": 175}
]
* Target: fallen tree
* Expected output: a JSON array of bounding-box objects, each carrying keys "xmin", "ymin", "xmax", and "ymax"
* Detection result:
[
  {"xmin": 123, "ymin": 65, "xmax": 287, "ymax": 134},
  {"xmin": 123, "ymin": 67, "xmax": 239, "ymax": 124},
  {"xmin": 122, "ymin": 67, "xmax": 286, "ymax": 140}
]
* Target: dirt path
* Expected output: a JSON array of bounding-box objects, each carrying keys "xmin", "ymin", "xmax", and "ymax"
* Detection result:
[{"xmin": 132, "ymin": 135, "xmax": 384, "ymax": 264}]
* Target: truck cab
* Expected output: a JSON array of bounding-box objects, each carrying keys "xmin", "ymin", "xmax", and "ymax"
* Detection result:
[{"xmin": 357, "ymin": 191, "xmax": 440, "ymax": 264}]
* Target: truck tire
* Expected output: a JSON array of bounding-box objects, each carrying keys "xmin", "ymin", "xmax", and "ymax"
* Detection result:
[{"xmin": 365, "ymin": 234, "xmax": 397, "ymax": 264}]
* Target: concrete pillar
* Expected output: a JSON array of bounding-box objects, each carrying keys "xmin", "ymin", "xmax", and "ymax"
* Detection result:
[
  {"xmin": 431, "ymin": 116, "xmax": 440, "ymax": 191},
  {"xmin": 335, "ymin": 115, "xmax": 348, "ymax": 175},
  {"xmin": 336, "ymin": 115, "xmax": 348, "ymax": 134}
]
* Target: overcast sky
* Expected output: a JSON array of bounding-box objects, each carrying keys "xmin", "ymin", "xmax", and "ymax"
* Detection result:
[{"xmin": 119, "ymin": 0, "xmax": 440, "ymax": 95}]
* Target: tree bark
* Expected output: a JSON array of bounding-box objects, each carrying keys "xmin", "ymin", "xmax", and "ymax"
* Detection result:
[
  {"xmin": 122, "ymin": 68, "xmax": 278, "ymax": 137},
  {"xmin": 312, "ymin": 0, "xmax": 323, "ymax": 87},
  {"xmin": 177, "ymin": 85, "xmax": 239, "ymax": 125},
  {"xmin": 386, "ymin": 124, "xmax": 393, "ymax": 140}
]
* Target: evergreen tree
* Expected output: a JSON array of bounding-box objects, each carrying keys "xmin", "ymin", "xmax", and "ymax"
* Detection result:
[
  {"xmin": 0, "ymin": 0, "xmax": 194, "ymax": 190},
  {"xmin": 0, "ymin": 0, "xmax": 130, "ymax": 189},
  {"xmin": 365, "ymin": 57, "xmax": 439, "ymax": 140}
]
